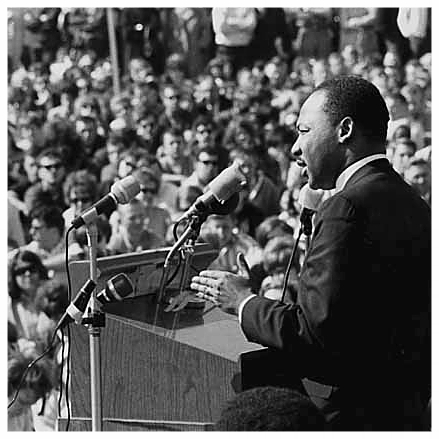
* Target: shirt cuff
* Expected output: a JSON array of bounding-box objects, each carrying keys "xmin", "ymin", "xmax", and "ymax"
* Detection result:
[{"xmin": 238, "ymin": 294, "xmax": 258, "ymax": 324}]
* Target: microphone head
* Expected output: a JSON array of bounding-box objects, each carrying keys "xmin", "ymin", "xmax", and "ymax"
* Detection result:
[
  {"xmin": 207, "ymin": 161, "xmax": 247, "ymax": 203},
  {"xmin": 111, "ymin": 176, "xmax": 141, "ymax": 204},
  {"xmin": 204, "ymin": 191, "xmax": 240, "ymax": 216},
  {"xmin": 298, "ymin": 183, "xmax": 325, "ymax": 212},
  {"xmin": 97, "ymin": 273, "xmax": 134, "ymax": 304}
]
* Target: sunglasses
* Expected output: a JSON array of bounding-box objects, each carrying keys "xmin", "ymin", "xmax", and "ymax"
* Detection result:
[
  {"xmin": 199, "ymin": 160, "xmax": 218, "ymax": 166},
  {"xmin": 40, "ymin": 163, "xmax": 62, "ymax": 171},
  {"xmin": 14, "ymin": 266, "xmax": 38, "ymax": 276}
]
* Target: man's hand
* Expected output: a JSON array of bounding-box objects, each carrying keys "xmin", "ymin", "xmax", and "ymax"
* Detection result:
[{"xmin": 190, "ymin": 269, "xmax": 253, "ymax": 315}]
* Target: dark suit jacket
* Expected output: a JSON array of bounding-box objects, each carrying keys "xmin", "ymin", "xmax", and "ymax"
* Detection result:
[{"xmin": 241, "ymin": 159, "xmax": 431, "ymax": 430}]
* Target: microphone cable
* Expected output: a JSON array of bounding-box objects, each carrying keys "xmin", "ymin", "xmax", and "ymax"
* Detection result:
[
  {"xmin": 280, "ymin": 227, "xmax": 304, "ymax": 304},
  {"xmin": 8, "ymin": 329, "xmax": 58, "ymax": 410}
]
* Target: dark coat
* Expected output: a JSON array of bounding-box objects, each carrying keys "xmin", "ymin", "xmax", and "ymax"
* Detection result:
[{"xmin": 241, "ymin": 159, "xmax": 431, "ymax": 430}]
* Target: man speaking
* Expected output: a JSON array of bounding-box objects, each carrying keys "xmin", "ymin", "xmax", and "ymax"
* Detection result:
[{"xmin": 191, "ymin": 76, "xmax": 431, "ymax": 430}]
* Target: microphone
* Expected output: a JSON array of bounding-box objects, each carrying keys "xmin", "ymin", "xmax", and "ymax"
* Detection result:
[
  {"xmin": 55, "ymin": 274, "xmax": 134, "ymax": 330},
  {"xmin": 298, "ymin": 183, "xmax": 325, "ymax": 236},
  {"xmin": 179, "ymin": 162, "xmax": 247, "ymax": 221},
  {"xmin": 71, "ymin": 175, "xmax": 141, "ymax": 229}
]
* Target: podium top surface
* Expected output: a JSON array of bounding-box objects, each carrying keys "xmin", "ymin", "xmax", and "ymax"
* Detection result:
[{"xmin": 103, "ymin": 294, "xmax": 260, "ymax": 362}]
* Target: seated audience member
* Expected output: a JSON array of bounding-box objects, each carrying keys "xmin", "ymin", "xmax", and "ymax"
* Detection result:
[
  {"xmin": 62, "ymin": 169, "xmax": 99, "ymax": 228},
  {"xmin": 200, "ymin": 214, "xmax": 262, "ymax": 273},
  {"xmin": 259, "ymin": 236, "xmax": 300, "ymax": 304},
  {"xmin": 180, "ymin": 147, "xmax": 221, "ymax": 194},
  {"xmin": 107, "ymin": 198, "xmax": 164, "ymax": 254},
  {"xmin": 133, "ymin": 167, "xmax": 172, "ymax": 241},
  {"xmin": 98, "ymin": 133, "xmax": 127, "ymax": 184},
  {"xmin": 8, "ymin": 350, "xmax": 55, "ymax": 431},
  {"xmin": 24, "ymin": 148, "xmax": 67, "ymax": 213},
  {"xmin": 254, "ymin": 216, "xmax": 295, "ymax": 249},
  {"xmin": 8, "ymin": 250, "xmax": 49, "ymax": 344},
  {"xmin": 74, "ymin": 216, "xmax": 112, "ymax": 258},
  {"xmin": 278, "ymin": 187, "xmax": 301, "ymax": 232},
  {"xmin": 229, "ymin": 147, "xmax": 282, "ymax": 235},
  {"xmin": 405, "ymin": 157, "xmax": 431, "ymax": 206},
  {"xmin": 136, "ymin": 153, "xmax": 180, "ymax": 216},
  {"xmin": 10, "ymin": 205, "xmax": 80, "ymax": 276},
  {"xmin": 34, "ymin": 279, "xmax": 69, "ymax": 340},
  {"xmin": 391, "ymin": 138, "xmax": 416, "ymax": 176},
  {"xmin": 156, "ymin": 127, "xmax": 193, "ymax": 179},
  {"xmin": 215, "ymin": 386, "xmax": 326, "ymax": 431}
]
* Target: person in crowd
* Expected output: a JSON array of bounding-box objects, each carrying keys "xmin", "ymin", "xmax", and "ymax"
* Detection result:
[
  {"xmin": 293, "ymin": 8, "xmax": 334, "ymax": 60},
  {"xmin": 191, "ymin": 76, "xmax": 430, "ymax": 430},
  {"xmin": 215, "ymin": 386, "xmax": 326, "ymax": 431},
  {"xmin": 62, "ymin": 169, "xmax": 99, "ymax": 229},
  {"xmin": 211, "ymin": 7, "xmax": 258, "ymax": 77},
  {"xmin": 259, "ymin": 236, "xmax": 300, "ymax": 303},
  {"xmin": 8, "ymin": 250, "xmax": 49, "ymax": 344},
  {"xmin": 24, "ymin": 148, "xmax": 67, "ymax": 213},
  {"xmin": 8, "ymin": 350, "xmax": 55, "ymax": 431},
  {"xmin": 156, "ymin": 127, "xmax": 193, "ymax": 179},
  {"xmin": 107, "ymin": 198, "xmax": 165, "ymax": 254},
  {"xmin": 391, "ymin": 137, "xmax": 416, "ymax": 176},
  {"xmin": 404, "ymin": 157, "xmax": 431, "ymax": 206},
  {"xmin": 200, "ymin": 214, "xmax": 262, "ymax": 274},
  {"xmin": 179, "ymin": 147, "xmax": 221, "ymax": 195},
  {"xmin": 229, "ymin": 146, "xmax": 282, "ymax": 222},
  {"xmin": 130, "ymin": 167, "xmax": 172, "ymax": 241},
  {"xmin": 10, "ymin": 205, "xmax": 79, "ymax": 278},
  {"xmin": 73, "ymin": 216, "xmax": 111, "ymax": 259}
]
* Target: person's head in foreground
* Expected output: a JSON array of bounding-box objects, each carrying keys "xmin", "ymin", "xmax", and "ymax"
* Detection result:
[{"xmin": 215, "ymin": 386, "xmax": 326, "ymax": 431}]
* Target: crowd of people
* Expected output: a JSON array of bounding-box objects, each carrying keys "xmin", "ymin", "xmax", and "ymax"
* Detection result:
[{"xmin": 7, "ymin": 7, "xmax": 431, "ymax": 431}]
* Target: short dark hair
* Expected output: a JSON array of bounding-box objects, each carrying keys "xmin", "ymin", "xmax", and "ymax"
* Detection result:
[
  {"xmin": 215, "ymin": 386, "xmax": 326, "ymax": 431},
  {"xmin": 314, "ymin": 75, "xmax": 389, "ymax": 143},
  {"xmin": 255, "ymin": 216, "xmax": 295, "ymax": 248},
  {"xmin": 30, "ymin": 204, "xmax": 65, "ymax": 236},
  {"xmin": 36, "ymin": 147, "xmax": 64, "ymax": 165}
]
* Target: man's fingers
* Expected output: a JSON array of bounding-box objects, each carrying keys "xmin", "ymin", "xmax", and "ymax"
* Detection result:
[{"xmin": 198, "ymin": 270, "xmax": 225, "ymax": 279}]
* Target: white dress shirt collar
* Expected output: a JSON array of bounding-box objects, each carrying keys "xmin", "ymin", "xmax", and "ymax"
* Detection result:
[{"xmin": 334, "ymin": 154, "xmax": 388, "ymax": 194}]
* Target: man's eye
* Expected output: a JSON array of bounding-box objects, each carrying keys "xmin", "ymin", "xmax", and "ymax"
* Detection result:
[{"xmin": 297, "ymin": 128, "xmax": 309, "ymax": 134}]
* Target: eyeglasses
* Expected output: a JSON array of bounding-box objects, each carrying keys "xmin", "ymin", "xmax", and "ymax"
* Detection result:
[
  {"xmin": 122, "ymin": 161, "xmax": 137, "ymax": 168},
  {"xmin": 199, "ymin": 160, "xmax": 218, "ymax": 166},
  {"xmin": 14, "ymin": 266, "xmax": 38, "ymax": 276},
  {"xmin": 71, "ymin": 197, "xmax": 91, "ymax": 204},
  {"xmin": 40, "ymin": 163, "xmax": 62, "ymax": 171}
]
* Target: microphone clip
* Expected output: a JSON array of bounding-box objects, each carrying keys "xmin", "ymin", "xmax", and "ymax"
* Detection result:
[
  {"xmin": 81, "ymin": 311, "xmax": 106, "ymax": 328},
  {"xmin": 300, "ymin": 208, "xmax": 314, "ymax": 237}
]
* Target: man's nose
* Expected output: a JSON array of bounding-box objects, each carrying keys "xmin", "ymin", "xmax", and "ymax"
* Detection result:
[{"xmin": 291, "ymin": 139, "xmax": 301, "ymax": 159}]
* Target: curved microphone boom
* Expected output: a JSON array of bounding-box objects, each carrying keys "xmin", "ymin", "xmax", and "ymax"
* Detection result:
[
  {"xmin": 298, "ymin": 183, "xmax": 326, "ymax": 236},
  {"xmin": 178, "ymin": 162, "xmax": 247, "ymax": 221},
  {"xmin": 55, "ymin": 274, "xmax": 134, "ymax": 330},
  {"xmin": 71, "ymin": 175, "xmax": 141, "ymax": 229}
]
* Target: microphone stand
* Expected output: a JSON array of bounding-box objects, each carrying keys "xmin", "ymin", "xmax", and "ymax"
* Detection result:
[
  {"xmin": 83, "ymin": 222, "xmax": 105, "ymax": 431},
  {"xmin": 157, "ymin": 214, "xmax": 207, "ymax": 304}
]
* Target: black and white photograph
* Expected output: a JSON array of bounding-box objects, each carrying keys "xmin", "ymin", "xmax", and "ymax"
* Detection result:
[{"xmin": 7, "ymin": 7, "xmax": 432, "ymax": 431}]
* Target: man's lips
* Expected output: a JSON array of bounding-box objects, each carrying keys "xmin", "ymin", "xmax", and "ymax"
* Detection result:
[{"xmin": 295, "ymin": 159, "xmax": 308, "ymax": 178}]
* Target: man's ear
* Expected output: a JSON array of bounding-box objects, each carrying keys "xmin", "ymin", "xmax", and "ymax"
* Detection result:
[{"xmin": 338, "ymin": 116, "xmax": 354, "ymax": 144}]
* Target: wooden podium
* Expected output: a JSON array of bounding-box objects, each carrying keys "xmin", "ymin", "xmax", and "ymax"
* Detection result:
[{"xmin": 59, "ymin": 244, "xmax": 261, "ymax": 431}]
